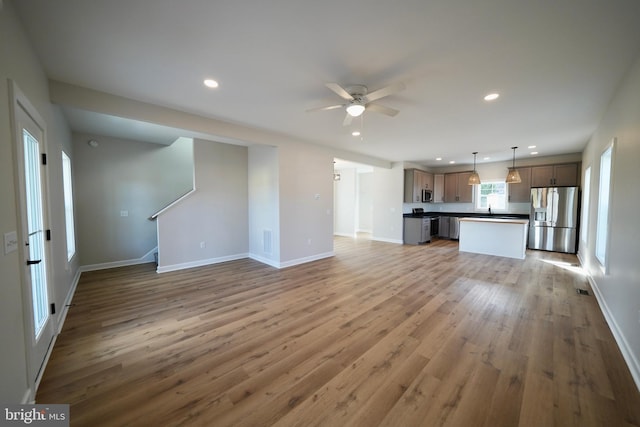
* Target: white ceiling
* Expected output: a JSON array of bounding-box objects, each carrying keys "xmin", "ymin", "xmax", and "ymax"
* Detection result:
[{"xmin": 13, "ymin": 0, "xmax": 640, "ymax": 167}]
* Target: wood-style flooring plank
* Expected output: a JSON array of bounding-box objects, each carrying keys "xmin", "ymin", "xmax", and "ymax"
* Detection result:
[{"xmin": 35, "ymin": 237, "xmax": 640, "ymax": 426}]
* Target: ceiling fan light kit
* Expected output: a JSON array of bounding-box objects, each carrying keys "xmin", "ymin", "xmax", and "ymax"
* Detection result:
[{"xmin": 346, "ymin": 103, "xmax": 365, "ymax": 117}]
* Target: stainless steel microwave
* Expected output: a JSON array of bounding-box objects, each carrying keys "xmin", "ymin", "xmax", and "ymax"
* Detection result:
[{"xmin": 422, "ymin": 189, "xmax": 433, "ymax": 203}]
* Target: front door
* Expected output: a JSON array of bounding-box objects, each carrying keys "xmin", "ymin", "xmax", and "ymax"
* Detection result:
[{"xmin": 11, "ymin": 82, "xmax": 55, "ymax": 389}]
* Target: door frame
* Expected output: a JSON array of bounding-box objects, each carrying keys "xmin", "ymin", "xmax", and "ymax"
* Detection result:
[{"xmin": 9, "ymin": 79, "xmax": 56, "ymax": 400}]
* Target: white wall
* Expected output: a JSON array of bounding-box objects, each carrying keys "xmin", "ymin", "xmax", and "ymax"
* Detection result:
[
  {"xmin": 333, "ymin": 168, "xmax": 357, "ymax": 237},
  {"xmin": 372, "ymin": 162, "xmax": 404, "ymax": 243},
  {"xmin": 73, "ymin": 134, "xmax": 193, "ymax": 267},
  {"xmin": 357, "ymin": 171, "xmax": 373, "ymax": 232},
  {"xmin": 157, "ymin": 139, "xmax": 248, "ymax": 272},
  {"xmin": 0, "ymin": 0, "xmax": 76, "ymax": 403},
  {"xmin": 579, "ymin": 53, "xmax": 640, "ymax": 387},
  {"xmin": 248, "ymin": 145, "xmax": 280, "ymax": 265}
]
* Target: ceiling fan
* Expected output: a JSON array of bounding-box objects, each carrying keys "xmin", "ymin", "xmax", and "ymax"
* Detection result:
[{"xmin": 307, "ymin": 82, "xmax": 405, "ymax": 126}]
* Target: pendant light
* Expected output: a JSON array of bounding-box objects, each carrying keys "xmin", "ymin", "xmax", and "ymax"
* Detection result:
[
  {"xmin": 505, "ymin": 146, "xmax": 522, "ymax": 183},
  {"xmin": 468, "ymin": 152, "xmax": 481, "ymax": 185}
]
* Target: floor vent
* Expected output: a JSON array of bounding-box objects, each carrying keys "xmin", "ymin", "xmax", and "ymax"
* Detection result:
[{"xmin": 576, "ymin": 288, "xmax": 590, "ymax": 296}]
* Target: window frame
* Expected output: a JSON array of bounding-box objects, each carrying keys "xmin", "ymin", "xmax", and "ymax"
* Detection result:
[
  {"xmin": 595, "ymin": 139, "xmax": 615, "ymax": 273},
  {"xmin": 474, "ymin": 180, "xmax": 508, "ymax": 212},
  {"xmin": 61, "ymin": 150, "xmax": 76, "ymax": 262},
  {"xmin": 580, "ymin": 166, "xmax": 591, "ymax": 246}
]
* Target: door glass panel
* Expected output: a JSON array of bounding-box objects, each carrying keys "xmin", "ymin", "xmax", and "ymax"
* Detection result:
[{"xmin": 23, "ymin": 128, "xmax": 48, "ymax": 338}]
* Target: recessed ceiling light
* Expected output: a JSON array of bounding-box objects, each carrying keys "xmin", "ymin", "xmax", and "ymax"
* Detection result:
[
  {"xmin": 351, "ymin": 131, "xmax": 361, "ymax": 137},
  {"xmin": 449, "ymin": 160, "xmax": 456, "ymax": 164},
  {"xmin": 436, "ymin": 157, "xmax": 442, "ymax": 161},
  {"xmin": 483, "ymin": 157, "xmax": 491, "ymax": 160},
  {"xmin": 484, "ymin": 93, "xmax": 500, "ymax": 101},
  {"xmin": 528, "ymin": 145, "xmax": 536, "ymax": 149},
  {"xmin": 204, "ymin": 79, "xmax": 219, "ymax": 88},
  {"xmin": 531, "ymin": 151, "xmax": 539, "ymax": 155}
]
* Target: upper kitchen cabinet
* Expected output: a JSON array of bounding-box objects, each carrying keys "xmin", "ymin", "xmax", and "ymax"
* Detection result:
[
  {"xmin": 433, "ymin": 174, "xmax": 444, "ymax": 203},
  {"xmin": 404, "ymin": 169, "xmax": 433, "ymax": 203},
  {"xmin": 508, "ymin": 167, "xmax": 531, "ymax": 202},
  {"xmin": 424, "ymin": 171, "xmax": 434, "ymax": 190},
  {"xmin": 444, "ymin": 172, "xmax": 473, "ymax": 203},
  {"xmin": 531, "ymin": 163, "xmax": 579, "ymax": 187}
]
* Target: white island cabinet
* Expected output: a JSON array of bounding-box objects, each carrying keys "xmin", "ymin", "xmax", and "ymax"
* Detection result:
[{"xmin": 458, "ymin": 218, "xmax": 529, "ymax": 260}]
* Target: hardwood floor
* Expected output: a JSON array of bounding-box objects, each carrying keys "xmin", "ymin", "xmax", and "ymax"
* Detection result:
[{"xmin": 37, "ymin": 237, "xmax": 640, "ymax": 426}]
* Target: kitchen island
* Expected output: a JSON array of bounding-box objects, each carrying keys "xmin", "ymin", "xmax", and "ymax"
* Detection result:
[{"xmin": 458, "ymin": 217, "xmax": 529, "ymax": 259}]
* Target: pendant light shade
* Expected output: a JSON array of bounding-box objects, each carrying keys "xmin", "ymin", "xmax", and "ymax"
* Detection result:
[
  {"xmin": 468, "ymin": 152, "xmax": 481, "ymax": 185},
  {"xmin": 505, "ymin": 146, "xmax": 522, "ymax": 183}
]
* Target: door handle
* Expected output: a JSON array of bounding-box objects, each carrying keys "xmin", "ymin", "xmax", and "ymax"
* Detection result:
[{"xmin": 27, "ymin": 259, "xmax": 42, "ymax": 265}]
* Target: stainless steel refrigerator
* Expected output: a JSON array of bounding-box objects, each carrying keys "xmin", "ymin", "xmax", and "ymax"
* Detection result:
[{"xmin": 529, "ymin": 187, "xmax": 579, "ymax": 253}]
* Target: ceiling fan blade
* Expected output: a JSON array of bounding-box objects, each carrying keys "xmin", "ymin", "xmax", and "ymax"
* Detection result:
[
  {"xmin": 326, "ymin": 83, "xmax": 354, "ymax": 100},
  {"xmin": 343, "ymin": 113, "xmax": 353, "ymax": 126},
  {"xmin": 366, "ymin": 103, "xmax": 399, "ymax": 117},
  {"xmin": 364, "ymin": 82, "xmax": 406, "ymax": 102},
  {"xmin": 306, "ymin": 104, "xmax": 345, "ymax": 113}
]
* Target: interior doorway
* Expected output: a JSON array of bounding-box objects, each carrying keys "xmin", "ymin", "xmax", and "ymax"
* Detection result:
[{"xmin": 333, "ymin": 159, "xmax": 373, "ymax": 238}]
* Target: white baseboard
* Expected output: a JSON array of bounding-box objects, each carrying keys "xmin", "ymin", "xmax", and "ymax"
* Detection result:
[
  {"xmin": 249, "ymin": 251, "xmax": 334, "ymax": 269},
  {"xmin": 334, "ymin": 232, "xmax": 356, "ymax": 238},
  {"xmin": 278, "ymin": 251, "xmax": 334, "ymax": 269},
  {"xmin": 248, "ymin": 253, "xmax": 280, "ymax": 268},
  {"xmin": 371, "ymin": 236, "xmax": 404, "ymax": 244},
  {"xmin": 157, "ymin": 253, "xmax": 248, "ymax": 273},
  {"xmin": 585, "ymin": 272, "xmax": 640, "ymax": 392},
  {"xmin": 80, "ymin": 246, "xmax": 158, "ymax": 272},
  {"xmin": 21, "ymin": 388, "xmax": 33, "ymax": 404},
  {"xmin": 56, "ymin": 269, "xmax": 82, "ymax": 334}
]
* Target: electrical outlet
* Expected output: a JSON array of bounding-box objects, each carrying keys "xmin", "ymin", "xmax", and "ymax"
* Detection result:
[
  {"xmin": 200, "ymin": 241, "xmax": 206, "ymax": 249},
  {"xmin": 120, "ymin": 210, "xmax": 128, "ymax": 217},
  {"xmin": 307, "ymin": 238, "xmax": 312, "ymax": 245}
]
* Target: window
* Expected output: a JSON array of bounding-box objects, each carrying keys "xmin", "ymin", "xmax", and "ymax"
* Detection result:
[
  {"xmin": 595, "ymin": 140, "xmax": 614, "ymax": 269},
  {"xmin": 476, "ymin": 181, "xmax": 507, "ymax": 211},
  {"xmin": 61, "ymin": 151, "xmax": 76, "ymax": 261},
  {"xmin": 581, "ymin": 166, "xmax": 591, "ymax": 244}
]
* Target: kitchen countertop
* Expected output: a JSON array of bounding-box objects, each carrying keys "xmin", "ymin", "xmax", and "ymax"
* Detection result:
[
  {"xmin": 403, "ymin": 212, "xmax": 529, "ymax": 220},
  {"xmin": 459, "ymin": 217, "xmax": 529, "ymax": 225}
]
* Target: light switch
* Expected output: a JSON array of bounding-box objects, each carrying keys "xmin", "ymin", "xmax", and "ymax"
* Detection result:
[
  {"xmin": 120, "ymin": 210, "xmax": 129, "ymax": 217},
  {"xmin": 4, "ymin": 231, "xmax": 18, "ymax": 255}
]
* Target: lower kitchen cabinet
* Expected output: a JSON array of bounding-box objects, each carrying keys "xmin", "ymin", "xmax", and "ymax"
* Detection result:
[{"xmin": 403, "ymin": 217, "xmax": 431, "ymax": 244}]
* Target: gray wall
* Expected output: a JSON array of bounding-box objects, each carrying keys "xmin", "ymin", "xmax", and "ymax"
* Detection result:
[
  {"xmin": 248, "ymin": 145, "xmax": 280, "ymax": 265},
  {"xmin": 0, "ymin": 0, "xmax": 77, "ymax": 403},
  {"xmin": 579, "ymin": 53, "xmax": 640, "ymax": 386},
  {"xmin": 278, "ymin": 143, "xmax": 334, "ymax": 265},
  {"xmin": 157, "ymin": 139, "xmax": 248, "ymax": 270},
  {"xmin": 73, "ymin": 134, "xmax": 193, "ymax": 266}
]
